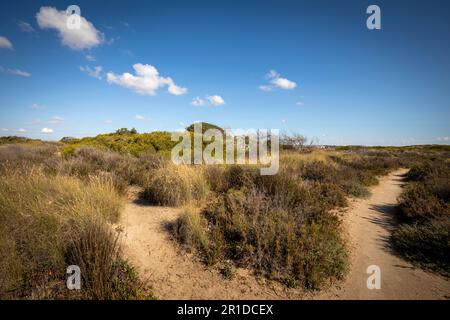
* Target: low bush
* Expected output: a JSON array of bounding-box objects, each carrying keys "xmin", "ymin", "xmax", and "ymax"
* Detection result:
[
  {"xmin": 174, "ymin": 187, "xmax": 348, "ymax": 289},
  {"xmin": 393, "ymin": 158, "xmax": 450, "ymax": 275},
  {"xmin": 398, "ymin": 184, "xmax": 449, "ymax": 221},
  {"xmin": 392, "ymin": 217, "xmax": 450, "ymax": 275}
]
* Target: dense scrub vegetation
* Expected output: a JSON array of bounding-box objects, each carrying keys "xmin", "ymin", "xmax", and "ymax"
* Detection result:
[
  {"xmin": 61, "ymin": 130, "xmax": 176, "ymax": 157},
  {"xmin": 1, "ymin": 127, "xmax": 448, "ymax": 296},
  {"xmin": 172, "ymin": 150, "xmax": 406, "ymax": 289},
  {"xmin": 0, "ymin": 136, "xmax": 46, "ymax": 146},
  {"xmin": 0, "ymin": 144, "xmax": 152, "ymax": 299},
  {"xmin": 392, "ymin": 158, "xmax": 450, "ymax": 275}
]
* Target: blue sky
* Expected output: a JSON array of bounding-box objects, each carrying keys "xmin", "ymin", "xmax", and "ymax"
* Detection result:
[{"xmin": 0, "ymin": 0, "xmax": 449, "ymax": 145}]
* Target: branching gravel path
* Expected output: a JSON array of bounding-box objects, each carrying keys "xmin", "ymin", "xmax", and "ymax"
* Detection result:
[
  {"xmin": 315, "ymin": 169, "xmax": 450, "ymax": 300},
  {"xmin": 119, "ymin": 170, "xmax": 450, "ymax": 300}
]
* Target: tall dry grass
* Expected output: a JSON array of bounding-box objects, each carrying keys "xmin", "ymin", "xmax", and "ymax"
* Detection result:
[
  {"xmin": 0, "ymin": 165, "xmax": 150, "ymax": 299},
  {"xmin": 142, "ymin": 163, "xmax": 209, "ymax": 206}
]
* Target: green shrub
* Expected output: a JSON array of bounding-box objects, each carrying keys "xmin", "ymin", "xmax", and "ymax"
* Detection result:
[
  {"xmin": 406, "ymin": 162, "xmax": 435, "ymax": 181},
  {"xmin": 219, "ymin": 262, "xmax": 236, "ymax": 280},
  {"xmin": 174, "ymin": 187, "xmax": 348, "ymax": 289},
  {"xmin": 392, "ymin": 217, "xmax": 450, "ymax": 275},
  {"xmin": 398, "ymin": 184, "xmax": 449, "ymax": 221},
  {"xmin": 393, "ymin": 157, "xmax": 450, "ymax": 275},
  {"xmin": 61, "ymin": 131, "xmax": 175, "ymax": 156}
]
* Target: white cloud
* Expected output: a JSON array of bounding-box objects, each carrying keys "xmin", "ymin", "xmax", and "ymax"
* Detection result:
[
  {"xmin": 272, "ymin": 77, "xmax": 296, "ymax": 90},
  {"xmin": 104, "ymin": 119, "xmax": 113, "ymax": 124},
  {"xmin": 260, "ymin": 70, "xmax": 297, "ymax": 91},
  {"xmin": 296, "ymin": 101, "xmax": 304, "ymax": 106},
  {"xmin": 437, "ymin": 136, "xmax": 450, "ymax": 142},
  {"xmin": 135, "ymin": 114, "xmax": 145, "ymax": 121},
  {"xmin": 206, "ymin": 95, "xmax": 225, "ymax": 106},
  {"xmin": 41, "ymin": 127, "xmax": 53, "ymax": 134},
  {"xmin": 191, "ymin": 97, "xmax": 206, "ymax": 106},
  {"xmin": 167, "ymin": 80, "xmax": 188, "ymax": 95},
  {"xmin": 281, "ymin": 119, "xmax": 287, "ymax": 123},
  {"xmin": 2, "ymin": 128, "xmax": 9, "ymax": 132},
  {"xmin": 18, "ymin": 21, "xmax": 35, "ymax": 32},
  {"xmin": 0, "ymin": 66, "xmax": 30, "ymax": 77},
  {"xmin": 106, "ymin": 63, "xmax": 187, "ymax": 96},
  {"xmin": 191, "ymin": 95, "xmax": 225, "ymax": 107},
  {"xmin": 9, "ymin": 69, "xmax": 30, "ymax": 77},
  {"xmin": 85, "ymin": 54, "xmax": 96, "ymax": 61},
  {"xmin": 18, "ymin": 128, "xmax": 26, "ymax": 132},
  {"xmin": 80, "ymin": 65, "xmax": 103, "ymax": 80},
  {"xmin": 36, "ymin": 6, "xmax": 103, "ymax": 50},
  {"xmin": 0, "ymin": 36, "xmax": 13, "ymax": 50}
]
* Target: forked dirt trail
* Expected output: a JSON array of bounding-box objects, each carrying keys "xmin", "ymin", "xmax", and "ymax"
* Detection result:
[
  {"xmin": 119, "ymin": 189, "xmax": 302, "ymax": 299},
  {"xmin": 119, "ymin": 170, "xmax": 450, "ymax": 300},
  {"xmin": 315, "ymin": 169, "xmax": 450, "ymax": 300}
]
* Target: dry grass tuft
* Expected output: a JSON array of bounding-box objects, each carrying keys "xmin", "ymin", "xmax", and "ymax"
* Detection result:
[{"xmin": 0, "ymin": 165, "xmax": 150, "ymax": 299}]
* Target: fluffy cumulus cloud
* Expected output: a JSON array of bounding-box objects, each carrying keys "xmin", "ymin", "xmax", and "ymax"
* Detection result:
[
  {"xmin": 41, "ymin": 127, "xmax": 54, "ymax": 134},
  {"xmin": 191, "ymin": 95, "xmax": 225, "ymax": 106},
  {"xmin": 80, "ymin": 65, "xmax": 103, "ymax": 80},
  {"xmin": 0, "ymin": 66, "xmax": 30, "ymax": 77},
  {"xmin": 259, "ymin": 70, "xmax": 297, "ymax": 91},
  {"xmin": 106, "ymin": 63, "xmax": 188, "ymax": 96},
  {"xmin": 36, "ymin": 6, "xmax": 103, "ymax": 50},
  {"xmin": 206, "ymin": 95, "xmax": 225, "ymax": 106},
  {"xmin": 191, "ymin": 97, "xmax": 206, "ymax": 106},
  {"xmin": 0, "ymin": 36, "xmax": 13, "ymax": 49}
]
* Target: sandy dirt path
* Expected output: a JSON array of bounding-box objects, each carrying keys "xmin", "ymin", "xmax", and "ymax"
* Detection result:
[
  {"xmin": 315, "ymin": 169, "xmax": 450, "ymax": 300},
  {"xmin": 119, "ymin": 189, "xmax": 304, "ymax": 299},
  {"xmin": 119, "ymin": 170, "xmax": 450, "ymax": 299}
]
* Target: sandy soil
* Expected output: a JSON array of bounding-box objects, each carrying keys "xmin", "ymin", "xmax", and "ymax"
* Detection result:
[
  {"xmin": 119, "ymin": 188, "xmax": 303, "ymax": 299},
  {"xmin": 119, "ymin": 169, "xmax": 450, "ymax": 300},
  {"xmin": 314, "ymin": 169, "xmax": 450, "ymax": 300}
]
